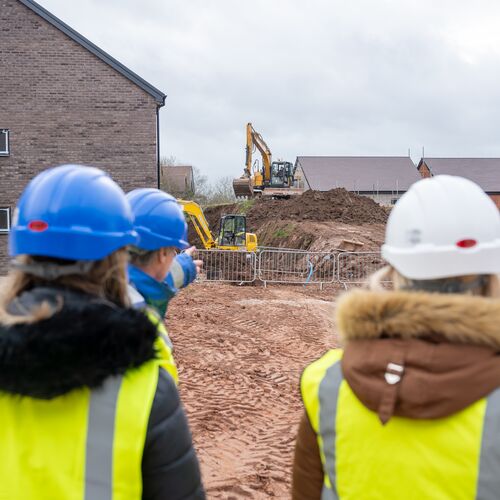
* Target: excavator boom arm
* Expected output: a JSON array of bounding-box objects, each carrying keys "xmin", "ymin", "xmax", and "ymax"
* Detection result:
[
  {"xmin": 177, "ymin": 200, "xmax": 216, "ymax": 249},
  {"xmin": 249, "ymin": 124, "xmax": 272, "ymax": 183},
  {"xmin": 233, "ymin": 122, "xmax": 276, "ymax": 197},
  {"xmin": 244, "ymin": 123, "xmax": 253, "ymax": 176}
]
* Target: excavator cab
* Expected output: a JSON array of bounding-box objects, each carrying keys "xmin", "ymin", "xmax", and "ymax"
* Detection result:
[
  {"xmin": 178, "ymin": 199, "xmax": 258, "ymax": 252},
  {"xmin": 219, "ymin": 215, "xmax": 247, "ymax": 248},
  {"xmin": 269, "ymin": 161, "xmax": 295, "ymax": 188}
]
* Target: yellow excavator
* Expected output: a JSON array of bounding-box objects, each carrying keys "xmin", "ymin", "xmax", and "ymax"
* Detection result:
[
  {"xmin": 178, "ymin": 199, "xmax": 258, "ymax": 252},
  {"xmin": 233, "ymin": 123, "xmax": 302, "ymax": 198}
]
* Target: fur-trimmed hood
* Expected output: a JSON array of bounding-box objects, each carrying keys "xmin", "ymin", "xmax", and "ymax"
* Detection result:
[
  {"xmin": 336, "ymin": 290, "xmax": 500, "ymax": 422},
  {"xmin": 337, "ymin": 289, "xmax": 500, "ymax": 348},
  {"xmin": 0, "ymin": 287, "xmax": 158, "ymax": 399}
]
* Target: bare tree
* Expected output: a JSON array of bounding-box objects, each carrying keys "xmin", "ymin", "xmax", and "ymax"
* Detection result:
[
  {"xmin": 205, "ymin": 176, "xmax": 236, "ymax": 205},
  {"xmin": 160, "ymin": 155, "xmax": 179, "ymax": 167}
]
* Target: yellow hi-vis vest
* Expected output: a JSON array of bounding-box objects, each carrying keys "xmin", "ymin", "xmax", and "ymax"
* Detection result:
[
  {"xmin": 0, "ymin": 358, "xmax": 162, "ymax": 500},
  {"xmin": 301, "ymin": 349, "xmax": 500, "ymax": 500},
  {"xmin": 145, "ymin": 308, "xmax": 178, "ymax": 384}
]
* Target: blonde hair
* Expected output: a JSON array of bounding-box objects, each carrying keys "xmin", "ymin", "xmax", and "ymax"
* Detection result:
[
  {"xmin": 0, "ymin": 249, "xmax": 130, "ymax": 326},
  {"xmin": 369, "ymin": 265, "xmax": 500, "ymax": 298}
]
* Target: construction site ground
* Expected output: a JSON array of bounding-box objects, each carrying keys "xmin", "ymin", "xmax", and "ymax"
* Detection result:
[
  {"xmin": 171, "ymin": 188, "xmax": 388, "ymax": 497},
  {"xmin": 167, "ymin": 282, "xmax": 342, "ymax": 499}
]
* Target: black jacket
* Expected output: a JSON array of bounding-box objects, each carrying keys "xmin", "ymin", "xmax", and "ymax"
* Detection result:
[{"xmin": 0, "ymin": 286, "xmax": 205, "ymax": 500}]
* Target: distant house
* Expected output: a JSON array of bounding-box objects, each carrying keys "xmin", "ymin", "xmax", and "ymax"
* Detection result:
[
  {"xmin": 296, "ymin": 156, "xmax": 420, "ymax": 206},
  {"xmin": 417, "ymin": 158, "xmax": 500, "ymax": 208},
  {"xmin": 161, "ymin": 165, "xmax": 195, "ymax": 197},
  {"xmin": 0, "ymin": 0, "xmax": 166, "ymax": 273}
]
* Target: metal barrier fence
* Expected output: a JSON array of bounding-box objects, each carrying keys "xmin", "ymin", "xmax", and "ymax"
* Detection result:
[
  {"xmin": 194, "ymin": 249, "xmax": 387, "ymax": 286},
  {"xmin": 196, "ymin": 249, "xmax": 256, "ymax": 283},
  {"xmin": 258, "ymin": 249, "xmax": 337, "ymax": 286},
  {"xmin": 337, "ymin": 252, "xmax": 387, "ymax": 284}
]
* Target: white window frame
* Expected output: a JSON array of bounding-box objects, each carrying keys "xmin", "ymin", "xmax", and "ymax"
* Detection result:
[
  {"xmin": 0, "ymin": 129, "xmax": 9, "ymax": 156},
  {"xmin": 0, "ymin": 207, "xmax": 11, "ymax": 233}
]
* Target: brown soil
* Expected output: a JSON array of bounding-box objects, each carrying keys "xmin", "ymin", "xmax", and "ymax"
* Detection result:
[
  {"xmin": 255, "ymin": 219, "xmax": 385, "ymax": 251},
  {"xmin": 173, "ymin": 191, "xmax": 387, "ymax": 496},
  {"xmin": 168, "ymin": 283, "xmax": 342, "ymax": 499},
  {"xmin": 188, "ymin": 189, "xmax": 388, "ymax": 252},
  {"xmin": 245, "ymin": 189, "xmax": 388, "ymax": 225}
]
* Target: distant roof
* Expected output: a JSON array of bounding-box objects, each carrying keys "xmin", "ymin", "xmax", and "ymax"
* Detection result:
[
  {"xmin": 162, "ymin": 165, "xmax": 193, "ymax": 176},
  {"xmin": 161, "ymin": 165, "xmax": 194, "ymax": 193},
  {"xmin": 418, "ymin": 158, "xmax": 500, "ymax": 192},
  {"xmin": 18, "ymin": 0, "xmax": 166, "ymax": 105},
  {"xmin": 297, "ymin": 156, "xmax": 419, "ymax": 192}
]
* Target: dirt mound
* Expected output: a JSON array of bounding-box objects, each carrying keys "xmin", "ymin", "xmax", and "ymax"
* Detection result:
[
  {"xmin": 248, "ymin": 188, "xmax": 388, "ymax": 225},
  {"xmin": 187, "ymin": 189, "xmax": 387, "ymax": 251}
]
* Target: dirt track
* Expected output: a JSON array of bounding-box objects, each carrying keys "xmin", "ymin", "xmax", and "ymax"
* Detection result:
[{"xmin": 168, "ymin": 283, "xmax": 341, "ymax": 498}]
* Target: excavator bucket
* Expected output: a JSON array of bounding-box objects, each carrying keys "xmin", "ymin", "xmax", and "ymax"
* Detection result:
[{"xmin": 232, "ymin": 176, "xmax": 254, "ymax": 198}]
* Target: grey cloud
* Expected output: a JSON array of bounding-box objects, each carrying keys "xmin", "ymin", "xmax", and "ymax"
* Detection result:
[{"xmin": 37, "ymin": 0, "xmax": 500, "ymax": 179}]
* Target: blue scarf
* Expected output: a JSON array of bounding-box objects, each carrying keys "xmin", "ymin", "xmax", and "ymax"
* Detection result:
[{"xmin": 128, "ymin": 265, "xmax": 176, "ymax": 318}]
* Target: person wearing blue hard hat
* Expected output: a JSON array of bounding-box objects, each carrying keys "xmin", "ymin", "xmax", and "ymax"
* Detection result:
[
  {"xmin": 126, "ymin": 188, "xmax": 202, "ymax": 329},
  {"xmin": 0, "ymin": 165, "xmax": 204, "ymax": 500}
]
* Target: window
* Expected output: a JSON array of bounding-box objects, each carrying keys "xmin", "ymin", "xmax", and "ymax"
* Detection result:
[
  {"xmin": 0, "ymin": 208, "xmax": 11, "ymax": 233},
  {"xmin": 0, "ymin": 130, "xmax": 9, "ymax": 156}
]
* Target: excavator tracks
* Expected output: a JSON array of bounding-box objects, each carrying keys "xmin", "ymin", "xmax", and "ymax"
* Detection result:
[{"xmin": 169, "ymin": 283, "xmax": 338, "ymax": 498}]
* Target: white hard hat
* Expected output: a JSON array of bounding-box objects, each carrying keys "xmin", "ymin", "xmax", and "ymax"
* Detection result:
[{"xmin": 382, "ymin": 175, "xmax": 500, "ymax": 280}]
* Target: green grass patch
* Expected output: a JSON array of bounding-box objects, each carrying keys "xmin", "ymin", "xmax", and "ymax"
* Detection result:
[
  {"xmin": 272, "ymin": 223, "xmax": 295, "ymax": 239},
  {"xmin": 237, "ymin": 198, "xmax": 256, "ymax": 214}
]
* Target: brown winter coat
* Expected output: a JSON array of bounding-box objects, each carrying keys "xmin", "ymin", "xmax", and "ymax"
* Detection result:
[{"xmin": 292, "ymin": 289, "xmax": 500, "ymax": 500}]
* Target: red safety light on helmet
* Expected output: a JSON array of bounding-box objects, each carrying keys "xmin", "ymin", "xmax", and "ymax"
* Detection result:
[
  {"xmin": 456, "ymin": 239, "xmax": 477, "ymax": 249},
  {"xmin": 28, "ymin": 220, "xmax": 49, "ymax": 232}
]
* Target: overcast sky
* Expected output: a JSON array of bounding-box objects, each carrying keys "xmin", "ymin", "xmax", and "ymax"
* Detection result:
[{"xmin": 38, "ymin": 0, "xmax": 500, "ymax": 181}]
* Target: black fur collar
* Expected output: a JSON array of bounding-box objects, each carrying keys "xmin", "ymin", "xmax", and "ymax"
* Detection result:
[{"xmin": 0, "ymin": 287, "xmax": 158, "ymax": 399}]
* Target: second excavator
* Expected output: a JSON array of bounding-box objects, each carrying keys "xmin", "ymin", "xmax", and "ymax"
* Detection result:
[
  {"xmin": 233, "ymin": 123, "xmax": 302, "ymax": 198},
  {"xmin": 178, "ymin": 199, "xmax": 258, "ymax": 252}
]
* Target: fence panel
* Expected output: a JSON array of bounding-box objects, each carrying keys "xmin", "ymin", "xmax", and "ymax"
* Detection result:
[
  {"xmin": 193, "ymin": 249, "xmax": 388, "ymax": 286},
  {"xmin": 196, "ymin": 249, "xmax": 256, "ymax": 283},
  {"xmin": 258, "ymin": 249, "xmax": 337, "ymax": 284},
  {"xmin": 337, "ymin": 252, "xmax": 386, "ymax": 284}
]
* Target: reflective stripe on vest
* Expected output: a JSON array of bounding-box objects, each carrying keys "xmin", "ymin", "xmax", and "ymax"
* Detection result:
[
  {"xmin": 85, "ymin": 375, "xmax": 122, "ymax": 500},
  {"xmin": 127, "ymin": 284, "xmax": 146, "ymax": 309},
  {"xmin": 477, "ymin": 388, "xmax": 500, "ymax": 499},
  {"xmin": 318, "ymin": 361, "xmax": 342, "ymax": 500},
  {"xmin": 302, "ymin": 349, "xmax": 500, "ymax": 500},
  {"xmin": 0, "ymin": 360, "xmax": 160, "ymax": 500},
  {"xmin": 168, "ymin": 258, "xmax": 185, "ymax": 290},
  {"xmin": 145, "ymin": 308, "xmax": 178, "ymax": 384}
]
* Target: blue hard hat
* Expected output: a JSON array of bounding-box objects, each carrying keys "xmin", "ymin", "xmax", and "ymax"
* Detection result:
[
  {"xmin": 126, "ymin": 188, "xmax": 189, "ymax": 251},
  {"xmin": 9, "ymin": 164, "xmax": 138, "ymax": 260}
]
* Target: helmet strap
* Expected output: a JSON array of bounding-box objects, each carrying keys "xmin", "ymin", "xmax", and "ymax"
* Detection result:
[{"xmin": 11, "ymin": 259, "xmax": 95, "ymax": 280}]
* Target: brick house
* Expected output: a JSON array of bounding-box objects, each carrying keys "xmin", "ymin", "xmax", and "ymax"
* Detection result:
[
  {"xmin": 417, "ymin": 158, "xmax": 500, "ymax": 208},
  {"xmin": 0, "ymin": 0, "xmax": 166, "ymax": 273},
  {"xmin": 295, "ymin": 156, "xmax": 420, "ymax": 206}
]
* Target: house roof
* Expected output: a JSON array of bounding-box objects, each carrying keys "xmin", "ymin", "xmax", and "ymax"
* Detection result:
[
  {"xmin": 418, "ymin": 158, "xmax": 500, "ymax": 192},
  {"xmin": 297, "ymin": 156, "xmax": 419, "ymax": 192},
  {"xmin": 18, "ymin": 0, "xmax": 166, "ymax": 105}
]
